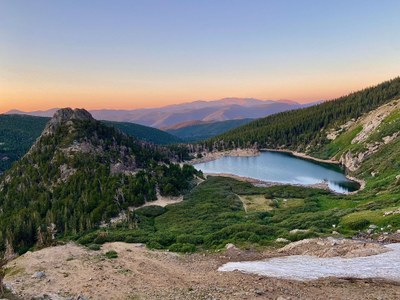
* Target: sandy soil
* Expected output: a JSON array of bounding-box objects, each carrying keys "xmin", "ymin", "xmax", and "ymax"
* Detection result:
[
  {"xmin": 4, "ymin": 239, "xmax": 400, "ymax": 300},
  {"xmin": 277, "ymin": 237, "xmax": 389, "ymax": 258},
  {"xmin": 101, "ymin": 193, "xmax": 184, "ymax": 228},
  {"xmin": 133, "ymin": 194, "xmax": 183, "ymax": 210}
]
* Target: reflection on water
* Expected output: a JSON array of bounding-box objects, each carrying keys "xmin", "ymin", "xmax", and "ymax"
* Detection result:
[{"xmin": 194, "ymin": 151, "xmax": 359, "ymax": 193}]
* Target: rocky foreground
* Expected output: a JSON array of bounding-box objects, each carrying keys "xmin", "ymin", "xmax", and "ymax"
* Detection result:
[{"xmin": 3, "ymin": 238, "xmax": 400, "ymax": 300}]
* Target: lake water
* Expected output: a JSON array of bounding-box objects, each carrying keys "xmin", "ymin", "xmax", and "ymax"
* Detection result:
[{"xmin": 194, "ymin": 151, "xmax": 359, "ymax": 193}]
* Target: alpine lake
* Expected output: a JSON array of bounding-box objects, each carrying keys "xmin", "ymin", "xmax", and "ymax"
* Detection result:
[{"xmin": 194, "ymin": 150, "xmax": 360, "ymax": 194}]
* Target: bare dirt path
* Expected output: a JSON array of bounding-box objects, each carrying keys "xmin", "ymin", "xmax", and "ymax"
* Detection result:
[{"xmin": 4, "ymin": 239, "xmax": 400, "ymax": 300}]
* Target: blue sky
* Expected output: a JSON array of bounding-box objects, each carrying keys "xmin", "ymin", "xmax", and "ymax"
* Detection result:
[{"xmin": 1, "ymin": 0, "xmax": 400, "ymax": 111}]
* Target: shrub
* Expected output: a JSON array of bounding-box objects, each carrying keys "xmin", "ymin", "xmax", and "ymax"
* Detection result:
[
  {"xmin": 135, "ymin": 206, "xmax": 166, "ymax": 218},
  {"xmin": 76, "ymin": 232, "xmax": 98, "ymax": 245},
  {"xmin": 124, "ymin": 233, "xmax": 148, "ymax": 244},
  {"xmin": 345, "ymin": 219, "xmax": 371, "ymax": 231},
  {"xmin": 105, "ymin": 250, "xmax": 118, "ymax": 259},
  {"xmin": 87, "ymin": 244, "xmax": 101, "ymax": 251},
  {"xmin": 168, "ymin": 243, "xmax": 196, "ymax": 253},
  {"xmin": 234, "ymin": 231, "xmax": 253, "ymax": 241},
  {"xmin": 150, "ymin": 232, "xmax": 176, "ymax": 247},
  {"xmin": 176, "ymin": 234, "xmax": 203, "ymax": 245},
  {"xmin": 147, "ymin": 241, "xmax": 163, "ymax": 249},
  {"xmin": 93, "ymin": 231, "xmax": 110, "ymax": 244}
]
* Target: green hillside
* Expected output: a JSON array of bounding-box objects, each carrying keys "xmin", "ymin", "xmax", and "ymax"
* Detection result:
[{"xmin": 166, "ymin": 118, "xmax": 253, "ymax": 142}]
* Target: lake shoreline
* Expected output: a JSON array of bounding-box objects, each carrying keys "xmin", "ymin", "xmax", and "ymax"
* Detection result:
[
  {"xmin": 187, "ymin": 148, "xmax": 260, "ymax": 165},
  {"xmin": 204, "ymin": 172, "xmax": 333, "ymax": 192},
  {"xmin": 188, "ymin": 148, "xmax": 338, "ymax": 165},
  {"xmin": 190, "ymin": 148, "xmax": 364, "ymax": 194},
  {"xmin": 260, "ymin": 148, "xmax": 339, "ymax": 164},
  {"xmin": 261, "ymin": 149, "xmax": 366, "ymax": 193}
]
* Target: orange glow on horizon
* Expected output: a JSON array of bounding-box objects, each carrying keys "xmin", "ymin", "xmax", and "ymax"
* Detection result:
[
  {"xmin": 1, "ymin": 73, "xmax": 398, "ymax": 114},
  {"xmin": 0, "ymin": 91, "xmax": 337, "ymax": 113}
]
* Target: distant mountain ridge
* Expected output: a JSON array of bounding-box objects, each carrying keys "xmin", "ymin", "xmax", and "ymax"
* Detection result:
[
  {"xmin": 166, "ymin": 119, "xmax": 254, "ymax": 142},
  {"xmin": 7, "ymin": 98, "xmax": 316, "ymax": 128}
]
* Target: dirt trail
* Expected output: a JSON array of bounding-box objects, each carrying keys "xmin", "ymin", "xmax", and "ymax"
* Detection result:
[
  {"xmin": 133, "ymin": 193, "xmax": 183, "ymax": 210},
  {"xmin": 4, "ymin": 239, "xmax": 400, "ymax": 299}
]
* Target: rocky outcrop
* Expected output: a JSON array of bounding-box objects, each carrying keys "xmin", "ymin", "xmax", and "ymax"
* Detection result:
[
  {"xmin": 340, "ymin": 150, "xmax": 365, "ymax": 172},
  {"xmin": 42, "ymin": 108, "xmax": 94, "ymax": 136},
  {"xmin": 351, "ymin": 99, "xmax": 400, "ymax": 144},
  {"xmin": 27, "ymin": 108, "xmax": 96, "ymax": 157},
  {"xmin": 326, "ymin": 119, "xmax": 355, "ymax": 140},
  {"xmin": 340, "ymin": 135, "xmax": 398, "ymax": 171},
  {"xmin": 337, "ymin": 99, "xmax": 400, "ymax": 171}
]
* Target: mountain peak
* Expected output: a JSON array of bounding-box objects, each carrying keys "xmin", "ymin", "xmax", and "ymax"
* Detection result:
[
  {"xmin": 43, "ymin": 108, "xmax": 94, "ymax": 135},
  {"xmin": 52, "ymin": 107, "xmax": 93, "ymax": 123}
]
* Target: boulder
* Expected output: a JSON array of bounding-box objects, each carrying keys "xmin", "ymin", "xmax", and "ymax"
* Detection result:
[
  {"xmin": 32, "ymin": 271, "xmax": 46, "ymax": 279},
  {"xmin": 276, "ymin": 238, "xmax": 290, "ymax": 243},
  {"xmin": 225, "ymin": 243, "xmax": 236, "ymax": 250},
  {"xmin": 289, "ymin": 229, "xmax": 309, "ymax": 234}
]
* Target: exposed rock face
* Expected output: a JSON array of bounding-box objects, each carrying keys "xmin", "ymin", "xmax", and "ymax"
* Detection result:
[
  {"xmin": 27, "ymin": 108, "xmax": 96, "ymax": 157},
  {"xmin": 326, "ymin": 119, "xmax": 355, "ymax": 141},
  {"xmin": 337, "ymin": 99, "xmax": 400, "ymax": 171},
  {"xmin": 383, "ymin": 131, "xmax": 400, "ymax": 144},
  {"xmin": 340, "ymin": 137, "xmax": 398, "ymax": 172},
  {"xmin": 42, "ymin": 108, "xmax": 94, "ymax": 136},
  {"xmin": 351, "ymin": 100, "xmax": 400, "ymax": 144},
  {"xmin": 339, "ymin": 150, "xmax": 365, "ymax": 172}
]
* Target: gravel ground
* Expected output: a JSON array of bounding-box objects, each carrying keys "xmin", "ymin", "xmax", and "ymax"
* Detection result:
[{"xmin": 3, "ymin": 239, "xmax": 400, "ymax": 300}]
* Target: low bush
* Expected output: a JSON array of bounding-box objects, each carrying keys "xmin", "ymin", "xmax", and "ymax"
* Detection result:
[
  {"xmin": 87, "ymin": 244, "xmax": 101, "ymax": 251},
  {"xmin": 345, "ymin": 219, "xmax": 371, "ymax": 231},
  {"xmin": 105, "ymin": 250, "xmax": 118, "ymax": 259},
  {"xmin": 168, "ymin": 243, "xmax": 196, "ymax": 253}
]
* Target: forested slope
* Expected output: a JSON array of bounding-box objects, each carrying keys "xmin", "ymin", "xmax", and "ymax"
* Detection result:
[
  {"xmin": 0, "ymin": 109, "xmax": 198, "ymax": 255},
  {"xmin": 0, "ymin": 115, "xmax": 49, "ymax": 173}
]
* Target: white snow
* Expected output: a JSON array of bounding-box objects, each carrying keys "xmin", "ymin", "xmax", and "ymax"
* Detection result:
[{"xmin": 219, "ymin": 243, "xmax": 400, "ymax": 281}]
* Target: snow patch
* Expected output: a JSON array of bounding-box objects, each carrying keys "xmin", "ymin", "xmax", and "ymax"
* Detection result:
[{"xmin": 219, "ymin": 243, "xmax": 400, "ymax": 281}]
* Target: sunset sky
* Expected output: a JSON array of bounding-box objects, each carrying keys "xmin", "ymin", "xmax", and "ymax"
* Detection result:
[{"xmin": 1, "ymin": 0, "xmax": 400, "ymax": 113}]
